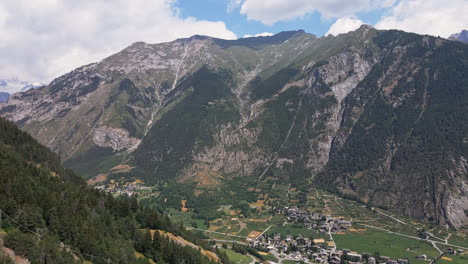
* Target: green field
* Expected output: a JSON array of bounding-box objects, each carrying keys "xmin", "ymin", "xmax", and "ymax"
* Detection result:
[
  {"xmin": 282, "ymin": 260, "xmax": 301, "ymax": 264},
  {"xmin": 268, "ymin": 223, "xmax": 314, "ymax": 237},
  {"xmin": 219, "ymin": 249, "xmax": 251, "ymax": 264},
  {"xmin": 436, "ymin": 254, "xmax": 468, "ymax": 264},
  {"xmin": 334, "ymin": 230, "xmax": 438, "ymax": 263}
]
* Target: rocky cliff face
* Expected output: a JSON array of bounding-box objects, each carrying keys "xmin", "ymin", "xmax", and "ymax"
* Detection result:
[{"xmin": 1, "ymin": 26, "xmax": 467, "ymax": 228}]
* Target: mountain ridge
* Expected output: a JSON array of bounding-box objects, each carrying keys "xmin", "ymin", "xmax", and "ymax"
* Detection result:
[{"xmin": 1, "ymin": 26, "xmax": 467, "ymax": 229}]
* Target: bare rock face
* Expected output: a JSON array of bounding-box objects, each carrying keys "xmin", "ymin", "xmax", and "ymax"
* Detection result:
[
  {"xmin": 320, "ymin": 52, "xmax": 373, "ymax": 103},
  {"xmin": 1, "ymin": 245, "xmax": 30, "ymax": 264},
  {"xmin": 445, "ymin": 157, "xmax": 468, "ymax": 227},
  {"xmin": 93, "ymin": 126, "xmax": 141, "ymax": 152}
]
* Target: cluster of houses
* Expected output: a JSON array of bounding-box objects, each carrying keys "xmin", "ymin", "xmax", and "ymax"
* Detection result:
[
  {"xmin": 251, "ymin": 233, "xmax": 410, "ymax": 264},
  {"xmin": 325, "ymin": 251, "xmax": 409, "ymax": 264},
  {"xmin": 446, "ymin": 247, "xmax": 465, "ymax": 255},
  {"xmin": 279, "ymin": 206, "xmax": 353, "ymax": 232},
  {"xmin": 94, "ymin": 181, "xmax": 151, "ymax": 196},
  {"xmin": 416, "ymin": 247, "xmax": 465, "ymax": 262},
  {"xmin": 252, "ymin": 232, "xmax": 332, "ymax": 262}
]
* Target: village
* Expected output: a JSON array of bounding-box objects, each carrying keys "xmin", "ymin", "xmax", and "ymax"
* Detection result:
[
  {"xmin": 242, "ymin": 206, "xmax": 410, "ymax": 264},
  {"xmin": 248, "ymin": 230, "xmax": 465, "ymax": 264},
  {"xmin": 250, "ymin": 231, "xmax": 412, "ymax": 264},
  {"xmin": 94, "ymin": 179, "xmax": 151, "ymax": 196},
  {"xmin": 239, "ymin": 205, "xmax": 466, "ymax": 264}
]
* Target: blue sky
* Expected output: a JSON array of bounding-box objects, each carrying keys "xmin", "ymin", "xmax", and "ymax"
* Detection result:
[
  {"xmin": 0, "ymin": 0, "xmax": 466, "ymax": 89},
  {"xmin": 176, "ymin": 0, "xmax": 388, "ymax": 37}
]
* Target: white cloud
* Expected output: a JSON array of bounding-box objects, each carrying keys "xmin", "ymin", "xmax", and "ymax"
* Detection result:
[
  {"xmin": 375, "ymin": 0, "xmax": 468, "ymax": 38},
  {"xmin": 227, "ymin": 0, "xmax": 243, "ymax": 12},
  {"xmin": 0, "ymin": 0, "xmax": 237, "ymax": 85},
  {"xmin": 238, "ymin": 0, "xmax": 396, "ymax": 25},
  {"xmin": 326, "ymin": 17, "xmax": 364, "ymax": 36},
  {"xmin": 242, "ymin": 32, "xmax": 274, "ymax": 38}
]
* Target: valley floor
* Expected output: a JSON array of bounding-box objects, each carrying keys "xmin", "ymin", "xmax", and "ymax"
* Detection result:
[{"xmin": 92, "ymin": 174, "xmax": 468, "ymax": 264}]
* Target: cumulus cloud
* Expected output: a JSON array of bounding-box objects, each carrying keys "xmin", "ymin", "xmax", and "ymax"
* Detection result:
[
  {"xmin": 239, "ymin": 0, "xmax": 396, "ymax": 25},
  {"xmin": 375, "ymin": 0, "xmax": 468, "ymax": 38},
  {"xmin": 326, "ymin": 17, "xmax": 364, "ymax": 36},
  {"xmin": 242, "ymin": 32, "xmax": 274, "ymax": 38},
  {"xmin": 0, "ymin": 0, "xmax": 237, "ymax": 84}
]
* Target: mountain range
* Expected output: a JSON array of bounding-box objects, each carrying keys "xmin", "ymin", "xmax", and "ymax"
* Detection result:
[
  {"xmin": 0, "ymin": 25, "xmax": 467, "ymax": 229},
  {"xmin": 0, "ymin": 79, "xmax": 44, "ymax": 94},
  {"xmin": 449, "ymin": 29, "xmax": 468, "ymax": 43}
]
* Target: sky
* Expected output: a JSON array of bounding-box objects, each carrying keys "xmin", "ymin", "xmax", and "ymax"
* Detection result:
[{"xmin": 0, "ymin": 0, "xmax": 467, "ymax": 92}]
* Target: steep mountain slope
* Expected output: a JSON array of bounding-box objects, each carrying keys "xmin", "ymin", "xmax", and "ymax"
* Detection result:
[
  {"xmin": 318, "ymin": 32, "xmax": 468, "ymax": 228},
  {"xmin": 1, "ymin": 26, "xmax": 467, "ymax": 229},
  {"xmin": 0, "ymin": 117, "xmax": 224, "ymax": 264},
  {"xmin": 0, "ymin": 30, "xmax": 315, "ymax": 177}
]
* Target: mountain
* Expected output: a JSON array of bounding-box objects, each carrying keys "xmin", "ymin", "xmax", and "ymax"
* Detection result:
[
  {"xmin": 449, "ymin": 29, "xmax": 468, "ymax": 43},
  {"xmin": 0, "ymin": 92, "xmax": 9, "ymax": 103},
  {"xmin": 0, "ymin": 79, "xmax": 44, "ymax": 94},
  {"xmin": 0, "ymin": 116, "xmax": 226, "ymax": 264},
  {"xmin": 1, "ymin": 26, "xmax": 467, "ymax": 229}
]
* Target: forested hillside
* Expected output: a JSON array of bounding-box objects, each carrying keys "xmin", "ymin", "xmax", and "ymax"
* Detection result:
[{"xmin": 0, "ymin": 117, "xmax": 227, "ymax": 264}]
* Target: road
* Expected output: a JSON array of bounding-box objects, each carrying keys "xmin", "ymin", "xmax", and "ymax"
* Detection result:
[
  {"xmin": 210, "ymin": 239, "xmax": 248, "ymax": 246},
  {"xmin": 326, "ymin": 221, "xmax": 336, "ymax": 255},
  {"xmin": 322, "ymin": 196, "xmax": 337, "ymax": 254},
  {"xmin": 372, "ymin": 208, "xmax": 446, "ymax": 242},
  {"xmin": 188, "ymin": 227, "xmax": 248, "ymax": 240},
  {"xmin": 256, "ymin": 226, "xmax": 272, "ymax": 240}
]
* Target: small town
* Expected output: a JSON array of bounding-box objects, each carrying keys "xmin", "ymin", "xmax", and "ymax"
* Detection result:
[
  {"xmin": 278, "ymin": 206, "xmax": 353, "ymax": 232},
  {"xmin": 94, "ymin": 180, "xmax": 151, "ymax": 196},
  {"xmin": 251, "ymin": 231, "xmax": 409, "ymax": 264},
  {"xmin": 240, "ymin": 206, "xmax": 465, "ymax": 263}
]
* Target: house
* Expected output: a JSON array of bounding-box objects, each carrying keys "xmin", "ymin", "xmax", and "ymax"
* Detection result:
[
  {"xmin": 362, "ymin": 252, "xmax": 371, "ymax": 258},
  {"xmin": 347, "ymin": 253, "xmax": 362, "ymax": 261},
  {"xmin": 313, "ymin": 238, "xmax": 325, "ymax": 245},
  {"xmin": 319, "ymin": 251, "xmax": 328, "ymax": 258},
  {"xmin": 380, "ymin": 256, "xmax": 390, "ymax": 262},
  {"xmin": 416, "ymin": 255, "xmax": 427, "ymax": 260},
  {"xmin": 339, "ymin": 220, "xmax": 353, "ymax": 226},
  {"xmin": 274, "ymin": 233, "xmax": 281, "ymax": 241},
  {"xmin": 330, "ymin": 256, "xmax": 341, "ymax": 264}
]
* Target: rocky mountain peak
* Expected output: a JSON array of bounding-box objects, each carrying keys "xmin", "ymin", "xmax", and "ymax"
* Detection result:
[{"xmin": 449, "ymin": 29, "xmax": 468, "ymax": 43}]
